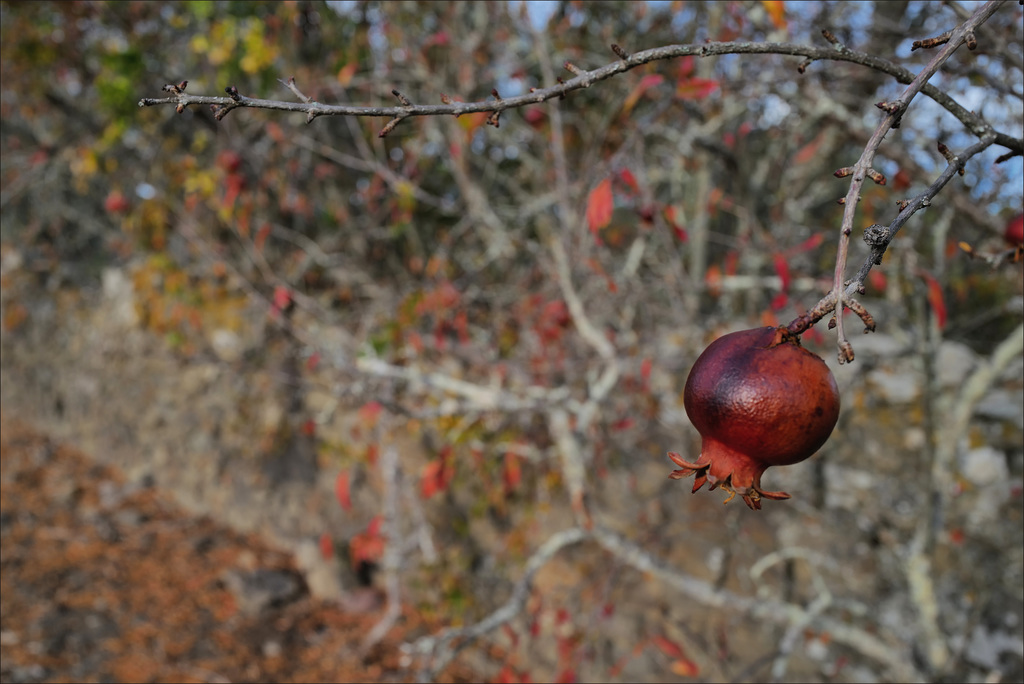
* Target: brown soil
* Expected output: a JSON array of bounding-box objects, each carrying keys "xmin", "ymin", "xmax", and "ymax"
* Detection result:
[{"xmin": 0, "ymin": 418, "xmax": 478, "ymax": 683}]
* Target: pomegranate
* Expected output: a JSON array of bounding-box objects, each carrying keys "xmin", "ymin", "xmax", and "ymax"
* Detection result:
[{"xmin": 669, "ymin": 326, "xmax": 840, "ymax": 509}]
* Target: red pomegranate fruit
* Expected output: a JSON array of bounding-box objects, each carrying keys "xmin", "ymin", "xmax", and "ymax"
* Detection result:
[{"xmin": 669, "ymin": 326, "xmax": 840, "ymax": 509}]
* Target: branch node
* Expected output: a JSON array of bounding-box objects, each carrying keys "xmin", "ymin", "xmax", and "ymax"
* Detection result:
[
  {"xmin": 866, "ymin": 168, "xmax": 887, "ymax": 186},
  {"xmin": 225, "ymin": 85, "xmax": 241, "ymax": 101},
  {"xmin": 162, "ymin": 80, "xmax": 188, "ymax": 95},
  {"xmin": 211, "ymin": 104, "xmax": 234, "ymax": 121},
  {"xmin": 965, "ymin": 31, "xmax": 977, "ymax": 50},
  {"xmin": 563, "ymin": 61, "xmax": 584, "ymax": 77},
  {"xmin": 379, "ymin": 117, "xmax": 402, "ymax": 138},
  {"xmin": 392, "ymin": 89, "xmax": 412, "ymax": 106},
  {"xmin": 846, "ymin": 297, "xmax": 877, "ymax": 332},
  {"xmin": 937, "ymin": 141, "xmax": 965, "ymax": 176},
  {"xmin": 875, "ymin": 100, "xmax": 902, "ymax": 114},
  {"xmin": 280, "ymin": 76, "xmax": 312, "ymax": 103},
  {"xmin": 797, "ymin": 58, "xmax": 813, "ymax": 74},
  {"xmin": 834, "ymin": 167, "xmax": 853, "ymax": 178},
  {"xmin": 911, "ymin": 30, "xmax": 952, "ymax": 52},
  {"xmin": 821, "ymin": 29, "xmax": 839, "ymax": 45},
  {"xmin": 838, "ymin": 339, "xmax": 855, "ymax": 364},
  {"xmin": 611, "ymin": 43, "xmax": 629, "ymax": 60}
]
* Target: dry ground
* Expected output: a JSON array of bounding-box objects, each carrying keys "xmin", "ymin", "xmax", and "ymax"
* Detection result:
[{"xmin": 0, "ymin": 418, "xmax": 479, "ymax": 683}]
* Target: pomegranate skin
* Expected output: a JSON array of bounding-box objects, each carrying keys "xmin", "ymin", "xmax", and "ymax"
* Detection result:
[{"xmin": 669, "ymin": 326, "xmax": 840, "ymax": 509}]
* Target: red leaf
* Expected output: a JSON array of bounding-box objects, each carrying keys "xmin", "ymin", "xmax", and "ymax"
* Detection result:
[
  {"xmin": 493, "ymin": 666, "xmax": 518, "ymax": 684},
  {"xmin": 421, "ymin": 454, "xmax": 454, "ymax": 499},
  {"xmin": 366, "ymin": 515, "xmax": 383, "ymax": 537},
  {"xmin": 676, "ymin": 77, "xmax": 719, "ymax": 100},
  {"xmin": 792, "ymin": 130, "xmax": 823, "ymax": 165},
  {"xmin": 503, "ymin": 452, "xmax": 522, "ymax": 493},
  {"xmin": 919, "ymin": 270, "xmax": 947, "ymax": 329},
  {"xmin": 705, "ymin": 263, "xmax": 722, "ymax": 296},
  {"xmin": 423, "ymin": 30, "xmax": 450, "ymax": 48},
  {"xmin": 791, "ymin": 232, "xmax": 825, "ymax": 254},
  {"xmin": 640, "ymin": 357, "xmax": 652, "ymax": 389},
  {"xmin": 103, "ymin": 190, "xmax": 130, "ymax": 214},
  {"xmin": 319, "ymin": 531, "xmax": 334, "ymax": 560},
  {"xmin": 586, "ymin": 178, "xmax": 614, "ymax": 233},
  {"xmin": 724, "ymin": 250, "xmax": 739, "ymax": 276},
  {"xmin": 335, "ymin": 470, "xmax": 352, "ymax": 512},
  {"xmin": 678, "ymin": 55, "xmax": 694, "ymax": 79},
  {"xmin": 893, "ymin": 168, "xmax": 912, "ymax": 191},
  {"xmin": 772, "ymin": 253, "xmax": 791, "ymax": 291},
  {"xmin": 357, "ymin": 401, "xmax": 383, "ymax": 428},
  {"xmin": 770, "ymin": 292, "xmax": 789, "ymax": 311},
  {"xmin": 622, "ymin": 73, "xmax": 665, "ymax": 113},
  {"xmin": 618, "ymin": 168, "xmax": 639, "ymax": 194},
  {"xmin": 272, "ymin": 285, "xmax": 291, "ymax": 311},
  {"xmin": 868, "ymin": 269, "xmax": 887, "ymax": 293},
  {"xmin": 254, "ymin": 222, "xmax": 271, "ymax": 253},
  {"xmin": 664, "ymin": 206, "xmax": 688, "ymax": 241},
  {"xmin": 350, "ymin": 516, "xmax": 385, "ymax": 567},
  {"xmin": 651, "ymin": 635, "xmax": 686, "ymax": 660},
  {"xmin": 637, "ymin": 73, "xmax": 664, "ymax": 90}
]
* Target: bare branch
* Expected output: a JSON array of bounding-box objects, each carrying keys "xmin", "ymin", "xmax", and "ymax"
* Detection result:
[
  {"xmin": 138, "ymin": 39, "xmax": 1022, "ymax": 157},
  {"xmin": 407, "ymin": 526, "xmax": 924, "ymax": 682},
  {"xmin": 788, "ymin": 1, "xmax": 1006, "ymax": 358}
]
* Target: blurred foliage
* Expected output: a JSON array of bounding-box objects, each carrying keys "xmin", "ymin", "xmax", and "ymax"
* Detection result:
[{"xmin": 2, "ymin": 1, "xmax": 1022, "ymax": 681}]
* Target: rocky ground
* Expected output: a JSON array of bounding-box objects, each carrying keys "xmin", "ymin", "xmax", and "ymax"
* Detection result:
[{"xmin": 0, "ymin": 418, "xmax": 478, "ymax": 684}]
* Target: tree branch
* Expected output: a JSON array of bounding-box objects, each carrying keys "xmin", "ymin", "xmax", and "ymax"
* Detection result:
[
  {"xmin": 787, "ymin": 0, "xmax": 1007, "ymax": 362},
  {"xmin": 406, "ymin": 526, "xmax": 924, "ymax": 682},
  {"xmin": 138, "ymin": 39, "xmax": 1022, "ymax": 156}
]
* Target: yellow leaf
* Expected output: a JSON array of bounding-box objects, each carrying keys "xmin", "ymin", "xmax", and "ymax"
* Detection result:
[{"xmin": 761, "ymin": 1, "xmax": 787, "ymax": 30}]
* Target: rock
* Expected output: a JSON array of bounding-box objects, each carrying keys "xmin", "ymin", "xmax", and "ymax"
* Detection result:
[
  {"xmin": 960, "ymin": 446, "xmax": 1009, "ymax": 487},
  {"xmin": 101, "ymin": 268, "xmax": 139, "ymax": 329},
  {"xmin": 976, "ymin": 389, "xmax": 1024, "ymax": 428},
  {"xmin": 219, "ymin": 568, "xmax": 303, "ymax": 616},
  {"xmin": 209, "ymin": 329, "xmax": 243, "ymax": 363},
  {"xmin": 936, "ymin": 341, "xmax": 977, "ymax": 388},
  {"xmin": 294, "ymin": 539, "xmax": 345, "ymax": 602},
  {"xmin": 865, "ymin": 368, "xmax": 919, "ymax": 404}
]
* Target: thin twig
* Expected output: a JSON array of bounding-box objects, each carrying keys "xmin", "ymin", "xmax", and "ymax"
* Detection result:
[{"xmin": 825, "ymin": 0, "xmax": 1004, "ymax": 364}]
